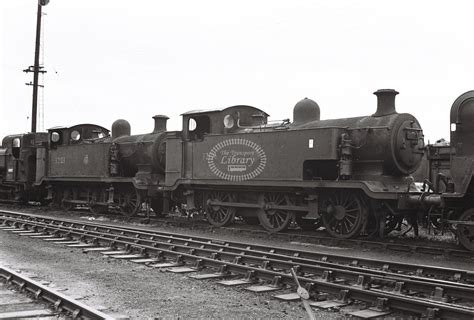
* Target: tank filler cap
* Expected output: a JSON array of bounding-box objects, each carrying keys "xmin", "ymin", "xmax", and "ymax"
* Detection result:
[
  {"xmin": 293, "ymin": 97, "xmax": 320, "ymax": 125},
  {"xmin": 111, "ymin": 119, "xmax": 131, "ymax": 138}
]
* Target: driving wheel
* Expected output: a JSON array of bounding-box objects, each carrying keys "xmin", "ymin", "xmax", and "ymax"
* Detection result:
[
  {"xmin": 321, "ymin": 190, "xmax": 367, "ymax": 239},
  {"xmin": 257, "ymin": 192, "xmax": 294, "ymax": 232},
  {"xmin": 119, "ymin": 188, "xmax": 142, "ymax": 216},
  {"xmin": 205, "ymin": 191, "xmax": 236, "ymax": 227},
  {"xmin": 457, "ymin": 208, "xmax": 474, "ymax": 251},
  {"xmin": 61, "ymin": 188, "xmax": 74, "ymax": 211}
]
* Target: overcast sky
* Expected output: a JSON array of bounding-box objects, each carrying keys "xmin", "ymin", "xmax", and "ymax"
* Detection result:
[{"xmin": 1, "ymin": 0, "xmax": 473, "ymax": 142}]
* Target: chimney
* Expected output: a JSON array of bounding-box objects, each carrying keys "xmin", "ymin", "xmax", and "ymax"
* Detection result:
[
  {"xmin": 372, "ymin": 89, "xmax": 399, "ymax": 117},
  {"xmin": 152, "ymin": 115, "xmax": 169, "ymax": 133}
]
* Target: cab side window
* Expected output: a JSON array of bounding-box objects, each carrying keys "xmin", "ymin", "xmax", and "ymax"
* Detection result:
[
  {"xmin": 188, "ymin": 116, "xmax": 210, "ymax": 140},
  {"xmin": 12, "ymin": 138, "xmax": 21, "ymax": 158},
  {"xmin": 70, "ymin": 130, "xmax": 81, "ymax": 143}
]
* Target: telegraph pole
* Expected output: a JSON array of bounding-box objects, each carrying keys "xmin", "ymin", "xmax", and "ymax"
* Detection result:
[{"xmin": 23, "ymin": 0, "xmax": 49, "ymax": 133}]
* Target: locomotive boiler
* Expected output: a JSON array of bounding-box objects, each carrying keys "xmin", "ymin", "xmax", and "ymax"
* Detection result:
[
  {"xmin": 111, "ymin": 116, "xmax": 168, "ymax": 177},
  {"xmin": 294, "ymin": 89, "xmax": 424, "ymax": 177},
  {"xmin": 162, "ymin": 89, "xmax": 425, "ymax": 238}
]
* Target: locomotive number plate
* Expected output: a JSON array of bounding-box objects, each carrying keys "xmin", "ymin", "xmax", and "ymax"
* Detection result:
[{"xmin": 55, "ymin": 156, "xmax": 66, "ymax": 164}]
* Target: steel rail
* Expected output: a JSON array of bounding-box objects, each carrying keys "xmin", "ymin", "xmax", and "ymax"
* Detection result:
[
  {"xmin": 1, "ymin": 214, "xmax": 474, "ymax": 319},
  {"xmin": 68, "ymin": 209, "xmax": 474, "ymax": 257},
  {"xmin": 1, "ymin": 209, "xmax": 471, "ymax": 284},
  {"xmin": 0, "ymin": 266, "xmax": 115, "ymax": 320},
  {"xmin": 2, "ymin": 207, "xmax": 472, "ymax": 258},
  {"xmin": 4, "ymin": 215, "xmax": 474, "ymax": 301},
  {"xmin": 172, "ymin": 218, "xmax": 472, "ymax": 257},
  {"xmin": 89, "ymin": 220, "xmax": 474, "ymax": 283},
  {"xmin": 27, "ymin": 223, "xmax": 474, "ymax": 299},
  {"xmin": 80, "ymin": 207, "xmax": 473, "ymax": 257},
  {"xmin": 81, "ymin": 209, "xmax": 474, "ymax": 258}
]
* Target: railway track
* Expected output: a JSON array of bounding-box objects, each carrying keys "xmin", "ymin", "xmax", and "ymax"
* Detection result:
[
  {"xmin": 1, "ymin": 210, "xmax": 474, "ymax": 319},
  {"xmin": 0, "ymin": 266, "xmax": 115, "ymax": 319},
  {"xmin": 143, "ymin": 214, "xmax": 474, "ymax": 258},
  {"xmin": 2, "ymin": 204, "xmax": 472, "ymax": 258}
]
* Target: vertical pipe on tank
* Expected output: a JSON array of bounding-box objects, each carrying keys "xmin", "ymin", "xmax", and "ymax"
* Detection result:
[
  {"xmin": 109, "ymin": 143, "xmax": 120, "ymax": 176},
  {"xmin": 339, "ymin": 133, "xmax": 353, "ymax": 179}
]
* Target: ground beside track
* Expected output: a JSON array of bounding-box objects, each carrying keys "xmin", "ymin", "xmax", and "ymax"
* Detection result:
[{"xmin": 0, "ymin": 224, "xmax": 332, "ymax": 319}]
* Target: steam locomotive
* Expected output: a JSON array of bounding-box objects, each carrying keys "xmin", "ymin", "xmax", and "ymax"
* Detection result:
[{"xmin": 0, "ymin": 89, "xmax": 473, "ymax": 251}]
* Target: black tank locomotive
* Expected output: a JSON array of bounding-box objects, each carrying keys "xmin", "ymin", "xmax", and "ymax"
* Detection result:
[
  {"xmin": 164, "ymin": 89, "xmax": 424, "ymax": 239},
  {"xmin": 0, "ymin": 133, "xmax": 48, "ymax": 202},
  {"xmin": 410, "ymin": 90, "xmax": 474, "ymax": 250},
  {"xmin": 38, "ymin": 116, "xmax": 168, "ymax": 215}
]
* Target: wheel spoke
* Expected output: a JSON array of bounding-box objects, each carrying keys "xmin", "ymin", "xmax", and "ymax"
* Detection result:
[
  {"xmin": 341, "ymin": 192, "xmax": 349, "ymax": 207},
  {"xmin": 345, "ymin": 214, "xmax": 357, "ymax": 223},
  {"xmin": 327, "ymin": 214, "xmax": 336, "ymax": 226},
  {"xmin": 344, "ymin": 216, "xmax": 355, "ymax": 228},
  {"xmin": 270, "ymin": 215, "xmax": 277, "ymax": 227},
  {"xmin": 275, "ymin": 212, "xmax": 285, "ymax": 226},
  {"xmin": 341, "ymin": 220, "xmax": 348, "ymax": 234},
  {"xmin": 347, "ymin": 200, "xmax": 358, "ymax": 209}
]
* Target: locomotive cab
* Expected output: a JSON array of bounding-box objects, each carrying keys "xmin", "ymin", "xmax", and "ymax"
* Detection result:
[
  {"xmin": 448, "ymin": 90, "xmax": 474, "ymax": 250},
  {"xmin": 181, "ymin": 106, "xmax": 269, "ymax": 141},
  {"xmin": 449, "ymin": 90, "xmax": 474, "ymax": 194},
  {"xmin": 0, "ymin": 132, "xmax": 48, "ymax": 202},
  {"xmin": 165, "ymin": 106, "xmax": 270, "ymax": 187},
  {"xmin": 48, "ymin": 124, "xmax": 110, "ymax": 147},
  {"xmin": 45, "ymin": 124, "xmax": 112, "ymax": 181},
  {"xmin": 410, "ymin": 91, "xmax": 474, "ymax": 251}
]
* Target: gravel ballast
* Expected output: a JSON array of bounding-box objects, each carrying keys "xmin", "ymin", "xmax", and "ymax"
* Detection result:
[{"xmin": 0, "ymin": 228, "xmax": 334, "ymax": 319}]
